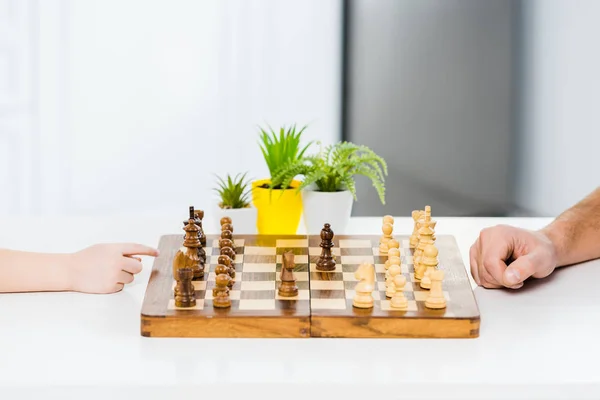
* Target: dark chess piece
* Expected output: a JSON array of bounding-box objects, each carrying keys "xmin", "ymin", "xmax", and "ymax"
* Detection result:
[
  {"xmin": 215, "ymin": 264, "xmax": 234, "ymax": 288},
  {"xmin": 278, "ymin": 251, "xmax": 299, "ymax": 297},
  {"xmin": 218, "ymin": 254, "xmax": 235, "ymax": 278},
  {"xmin": 220, "ymin": 216, "xmax": 232, "ymax": 227},
  {"xmin": 221, "ymin": 229, "xmax": 235, "ymax": 248},
  {"xmin": 221, "ymin": 222, "xmax": 234, "ymax": 235},
  {"xmin": 212, "ymin": 273, "xmax": 232, "ymax": 308},
  {"xmin": 316, "ymin": 223, "xmax": 336, "ymax": 271},
  {"xmin": 174, "ymin": 268, "xmax": 196, "ymax": 307},
  {"xmin": 219, "ymin": 238, "xmax": 234, "ymax": 250},
  {"xmin": 194, "ymin": 209, "xmax": 207, "ymax": 247},
  {"xmin": 180, "ymin": 217, "xmax": 205, "ymax": 279},
  {"xmin": 220, "ymin": 246, "xmax": 235, "ymax": 261}
]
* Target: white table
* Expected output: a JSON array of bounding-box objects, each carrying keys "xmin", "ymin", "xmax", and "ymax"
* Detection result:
[{"xmin": 1, "ymin": 215, "xmax": 598, "ymax": 400}]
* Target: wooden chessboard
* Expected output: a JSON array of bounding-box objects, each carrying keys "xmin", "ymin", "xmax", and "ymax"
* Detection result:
[{"xmin": 141, "ymin": 234, "xmax": 480, "ymax": 338}]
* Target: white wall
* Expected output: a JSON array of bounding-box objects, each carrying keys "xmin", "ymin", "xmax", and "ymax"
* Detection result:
[
  {"xmin": 1, "ymin": 0, "xmax": 342, "ymax": 217},
  {"xmin": 517, "ymin": 0, "xmax": 600, "ymax": 216}
]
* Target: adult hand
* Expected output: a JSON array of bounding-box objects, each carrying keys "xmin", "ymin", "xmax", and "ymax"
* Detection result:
[
  {"xmin": 469, "ymin": 225, "xmax": 558, "ymax": 289},
  {"xmin": 68, "ymin": 243, "xmax": 159, "ymax": 294}
]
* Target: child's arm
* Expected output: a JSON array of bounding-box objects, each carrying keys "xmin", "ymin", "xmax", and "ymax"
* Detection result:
[{"xmin": 0, "ymin": 243, "xmax": 159, "ymax": 294}]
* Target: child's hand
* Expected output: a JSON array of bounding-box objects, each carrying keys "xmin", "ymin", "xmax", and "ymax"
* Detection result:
[{"xmin": 68, "ymin": 243, "xmax": 159, "ymax": 294}]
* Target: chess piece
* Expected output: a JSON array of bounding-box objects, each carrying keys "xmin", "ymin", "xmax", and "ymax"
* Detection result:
[
  {"xmin": 387, "ymin": 238, "xmax": 400, "ymax": 252},
  {"xmin": 220, "ymin": 246, "xmax": 235, "ymax": 261},
  {"xmin": 414, "ymin": 222, "xmax": 434, "ymax": 281},
  {"xmin": 385, "ymin": 256, "xmax": 402, "ymax": 288},
  {"xmin": 385, "ymin": 248, "xmax": 401, "ymax": 270},
  {"xmin": 278, "ymin": 251, "xmax": 299, "ymax": 297},
  {"xmin": 221, "ymin": 223, "xmax": 234, "ymax": 235},
  {"xmin": 215, "ymin": 264, "xmax": 234, "ymax": 288},
  {"xmin": 390, "ymin": 274, "xmax": 408, "ymax": 310},
  {"xmin": 174, "ymin": 268, "xmax": 196, "ymax": 308},
  {"xmin": 430, "ymin": 219, "xmax": 437, "ymax": 242},
  {"xmin": 316, "ymin": 223, "xmax": 336, "ymax": 271},
  {"xmin": 217, "ymin": 254, "xmax": 235, "ymax": 278},
  {"xmin": 383, "ymin": 215, "xmax": 394, "ymax": 226},
  {"xmin": 221, "ymin": 229, "xmax": 235, "ymax": 248},
  {"xmin": 419, "ymin": 243, "xmax": 438, "ymax": 290},
  {"xmin": 378, "ymin": 223, "xmax": 393, "ymax": 254},
  {"xmin": 194, "ymin": 208, "xmax": 207, "ymax": 247},
  {"xmin": 425, "ymin": 270, "xmax": 446, "ymax": 309},
  {"xmin": 173, "ymin": 218, "xmax": 205, "ymax": 280},
  {"xmin": 409, "ymin": 210, "xmax": 423, "ymax": 249},
  {"xmin": 219, "ymin": 238, "xmax": 234, "ymax": 251},
  {"xmin": 212, "ymin": 273, "xmax": 232, "ymax": 308},
  {"xmin": 386, "ymin": 260, "xmax": 402, "ymax": 298},
  {"xmin": 353, "ymin": 263, "xmax": 375, "ymax": 309},
  {"xmin": 220, "ymin": 216, "xmax": 232, "ymax": 227}
]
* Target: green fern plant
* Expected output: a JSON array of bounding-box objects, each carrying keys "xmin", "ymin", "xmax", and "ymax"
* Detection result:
[
  {"xmin": 258, "ymin": 124, "xmax": 313, "ymax": 189},
  {"xmin": 214, "ymin": 172, "xmax": 252, "ymax": 209},
  {"xmin": 271, "ymin": 141, "xmax": 388, "ymax": 204}
]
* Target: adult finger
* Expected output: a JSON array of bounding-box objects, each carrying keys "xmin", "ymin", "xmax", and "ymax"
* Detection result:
[
  {"xmin": 121, "ymin": 257, "xmax": 143, "ymax": 274},
  {"xmin": 469, "ymin": 243, "xmax": 481, "ymax": 285},
  {"xmin": 127, "ymin": 256, "xmax": 142, "ymax": 262},
  {"xmin": 112, "ymin": 283, "xmax": 125, "ymax": 293},
  {"xmin": 503, "ymin": 254, "xmax": 537, "ymax": 286},
  {"xmin": 120, "ymin": 243, "xmax": 160, "ymax": 257},
  {"xmin": 117, "ymin": 270, "xmax": 135, "ymax": 285}
]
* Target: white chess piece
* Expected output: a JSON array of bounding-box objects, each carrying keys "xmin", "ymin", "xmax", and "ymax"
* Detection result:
[
  {"xmin": 420, "ymin": 243, "xmax": 439, "ymax": 290},
  {"xmin": 391, "ymin": 275, "xmax": 408, "ymax": 310},
  {"xmin": 386, "ymin": 261, "xmax": 401, "ymax": 297},
  {"xmin": 425, "ymin": 270, "xmax": 446, "ymax": 309}
]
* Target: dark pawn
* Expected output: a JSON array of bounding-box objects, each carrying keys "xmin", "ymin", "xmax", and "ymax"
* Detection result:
[
  {"xmin": 194, "ymin": 209, "xmax": 207, "ymax": 247},
  {"xmin": 221, "ymin": 222, "xmax": 234, "ymax": 234},
  {"xmin": 221, "ymin": 229, "xmax": 235, "ymax": 248},
  {"xmin": 278, "ymin": 251, "xmax": 298, "ymax": 297},
  {"xmin": 218, "ymin": 254, "xmax": 235, "ymax": 278},
  {"xmin": 215, "ymin": 264, "xmax": 234, "ymax": 288},
  {"xmin": 175, "ymin": 268, "xmax": 196, "ymax": 308},
  {"xmin": 316, "ymin": 223, "xmax": 336, "ymax": 271},
  {"xmin": 220, "ymin": 246, "xmax": 235, "ymax": 261},
  {"xmin": 213, "ymin": 274, "xmax": 231, "ymax": 308},
  {"xmin": 219, "ymin": 238, "xmax": 234, "ymax": 250}
]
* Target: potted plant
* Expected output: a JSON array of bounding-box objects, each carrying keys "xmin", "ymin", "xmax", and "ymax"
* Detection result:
[
  {"xmin": 271, "ymin": 141, "xmax": 388, "ymax": 234},
  {"xmin": 252, "ymin": 124, "xmax": 313, "ymax": 234},
  {"xmin": 213, "ymin": 172, "xmax": 257, "ymax": 234}
]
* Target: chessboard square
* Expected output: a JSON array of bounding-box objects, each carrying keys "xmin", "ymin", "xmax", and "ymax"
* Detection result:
[
  {"xmin": 401, "ymin": 239, "xmax": 411, "ymax": 248},
  {"xmin": 168, "ymin": 299, "xmax": 205, "ymax": 310},
  {"xmin": 233, "ymin": 255, "xmax": 244, "ymax": 264},
  {"xmin": 276, "ymin": 254, "xmax": 308, "ymax": 264},
  {"xmin": 340, "ymin": 255, "xmax": 375, "ymax": 265},
  {"xmin": 404, "ymin": 256, "xmax": 414, "ymax": 265},
  {"xmin": 375, "ymin": 264, "xmax": 386, "ymax": 273},
  {"xmin": 243, "ymin": 263, "xmax": 276, "ymax": 273},
  {"xmin": 401, "ymin": 265, "xmax": 410, "ymax": 274},
  {"xmin": 341, "ymin": 263, "xmax": 361, "ymax": 273},
  {"xmin": 309, "ymin": 263, "xmax": 343, "ymax": 273},
  {"xmin": 414, "ymin": 291, "xmax": 429, "ymax": 301},
  {"xmin": 310, "ymin": 271, "xmax": 344, "ymax": 281},
  {"xmin": 340, "ymin": 247, "xmax": 375, "ymax": 256},
  {"xmin": 243, "ymin": 254, "xmax": 275, "ymax": 264},
  {"xmin": 244, "ymin": 246, "xmax": 276, "ymax": 256},
  {"xmin": 339, "ymin": 239, "xmax": 372, "ymax": 248},
  {"xmin": 242, "ymin": 272, "xmax": 276, "ymax": 281},
  {"xmin": 344, "ymin": 280, "xmax": 357, "ymax": 290},
  {"xmin": 407, "ymin": 300, "xmax": 418, "ymax": 311},
  {"xmin": 310, "ymin": 280, "xmax": 345, "ymax": 291},
  {"xmin": 276, "ymin": 289, "xmax": 310, "ymax": 300},
  {"xmin": 207, "ymin": 272, "xmax": 216, "ymax": 282},
  {"xmin": 308, "ymin": 247, "xmax": 341, "ymax": 256},
  {"xmin": 377, "ymin": 281, "xmax": 387, "ymax": 292},
  {"xmin": 234, "ymin": 239, "xmax": 245, "ymax": 248},
  {"xmin": 310, "ymin": 289, "xmax": 345, "ymax": 299},
  {"xmin": 276, "ymin": 239, "xmax": 308, "ymax": 248},
  {"xmin": 342, "ymin": 272, "xmax": 357, "ymax": 282},
  {"xmin": 375, "ymin": 272, "xmax": 386, "ymax": 282},
  {"xmin": 373, "ymin": 255, "xmax": 387, "ymax": 264},
  {"xmin": 275, "ymin": 271, "xmax": 309, "ymax": 282},
  {"xmin": 311, "ymin": 298, "xmax": 347, "ymax": 310},
  {"xmin": 240, "ymin": 290, "xmax": 274, "ymax": 300},
  {"xmin": 240, "ymin": 281, "xmax": 275, "ymax": 291},
  {"xmin": 239, "ymin": 299, "xmax": 275, "ymax": 310}
]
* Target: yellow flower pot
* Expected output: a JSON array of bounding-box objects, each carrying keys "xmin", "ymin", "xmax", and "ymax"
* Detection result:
[{"xmin": 251, "ymin": 179, "xmax": 303, "ymax": 235}]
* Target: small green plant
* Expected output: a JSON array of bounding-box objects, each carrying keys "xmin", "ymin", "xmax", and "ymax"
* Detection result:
[
  {"xmin": 258, "ymin": 124, "xmax": 313, "ymax": 189},
  {"xmin": 214, "ymin": 172, "xmax": 252, "ymax": 209},
  {"xmin": 271, "ymin": 141, "xmax": 388, "ymax": 204}
]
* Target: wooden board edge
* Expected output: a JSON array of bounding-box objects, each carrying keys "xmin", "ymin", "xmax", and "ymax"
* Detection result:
[
  {"xmin": 141, "ymin": 314, "xmax": 311, "ymax": 338},
  {"xmin": 310, "ymin": 315, "xmax": 480, "ymax": 338}
]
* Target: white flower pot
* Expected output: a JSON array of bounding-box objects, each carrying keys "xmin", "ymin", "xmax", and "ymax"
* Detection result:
[
  {"xmin": 301, "ymin": 189, "xmax": 354, "ymax": 235},
  {"xmin": 213, "ymin": 205, "xmax": 258, "ymax": 234}
]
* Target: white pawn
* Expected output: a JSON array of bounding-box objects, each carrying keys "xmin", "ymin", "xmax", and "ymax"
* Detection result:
[
  {"xmin": 420, "ymin": 243, "xmax": 439, "ymax": 290},
  {"xmin": 385, "ymin": 248, "xmax": 401, "ymax": 270},
  {"xmin": 425, "ymin": 270, "xmax": 446, "ymax": 309},
  {"xmin": 379, "ymin": 222, "xmax": 393, "ymax": 254},
  {"xmin": 386, "ymin": 260, "xmax": 401, "ymax": 297},
  {"xmin": 391, "ymin": 274, "xmax": 408, "ymax": 310}
]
